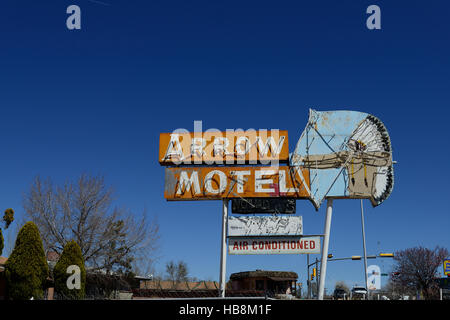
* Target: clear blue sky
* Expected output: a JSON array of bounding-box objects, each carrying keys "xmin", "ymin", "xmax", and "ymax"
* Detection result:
[{"xmin": 0, "ymin": 0, "xmax": 449, "ymax": 293}]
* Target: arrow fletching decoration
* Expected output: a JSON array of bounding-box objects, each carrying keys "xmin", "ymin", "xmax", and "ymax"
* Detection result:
[{"xmin": 290, "ymin": 109, "xmax": 394, "ymax": 209}]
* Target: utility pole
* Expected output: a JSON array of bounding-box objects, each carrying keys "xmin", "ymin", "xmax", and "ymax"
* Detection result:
[{"xmin": 306, "ymin": 256, "xmax": 321, "ymax": 299}]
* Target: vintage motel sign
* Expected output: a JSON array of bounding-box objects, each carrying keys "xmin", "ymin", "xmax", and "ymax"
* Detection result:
[
  {"xmin": 164, "ymin": 165, "xmax": 310, "ymax": 201},
  {"xmin": 159, "ymin": 130, "xmax": 289, "ymax": 165},
  {"xmin": 159, "ymin": 109, "xmax": 395, "ymax": 299},
  {"xmin": 231, "ymin": 198, "xmax": 296, "ymax": 214},
  {"xmin": 227, "ymin": 216, "xmax": 307, "ymax": 255},
  {"xmin": 228, "ymin": 216, "xmax": 302, "ymax": 237},
  {"xmin": 160, "ymin": 110, "xmax": 394, "ymax": 209},
  {"xmin": 290, "ymin": 109, "xmax": 394, "ymax": 209},
  {"xmin": 228, "ymin": 236, "xmax": 320, "ymax": 255}
]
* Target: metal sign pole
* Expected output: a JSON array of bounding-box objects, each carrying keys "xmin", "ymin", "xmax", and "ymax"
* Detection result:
[
  {"xmin": 360, "ymin": 199, "xmax": 369, "ymax": 300},
  {"xmin": 318, "ymin": 198, "xmax": 333, "ymax": 300},
  {"xmin": 219, "ymin": 199, "xmax": 229, "ymax": 298},
  {"xmin": 306, "ymin": 254, "xmax": 310, "ymax": 299}
]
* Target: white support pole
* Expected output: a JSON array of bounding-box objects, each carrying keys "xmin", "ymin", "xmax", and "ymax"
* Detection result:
[
  {"xmin": 219, "ymin": 199, "xmax": 229, "ymax": 298},
  {"xmin": 360, "ymin": 199, "xmax": 369, "ymax": 300},
  {"xmin": 318, "ymin": 198, "xmax": 333, "ymax": 300}
]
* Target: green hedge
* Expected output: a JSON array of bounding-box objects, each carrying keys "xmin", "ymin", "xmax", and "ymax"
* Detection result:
[
  {"xmin": 54, "ymin": 240, "xmax": 86, "ymax": 299},
  {"xmin": 5, "ymin": 222, "xmax": 48, "ymax": 300},
  {"xmin": 0, "ymin": 227, "xmax": 4, "ymax": 256}
]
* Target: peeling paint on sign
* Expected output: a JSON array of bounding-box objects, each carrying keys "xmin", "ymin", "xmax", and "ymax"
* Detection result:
[
  {"xmin": 290, "ymin": 109, "xmax": 394, "ymax": 209},
  {"xmin": 160, "ymin": 109, "xmax": 394, "ymax": 210},
  {"xmin": 231, "ymin": 198, "xmax": 296, "ymax": 214},
  {"xmin": 164, "ymin": 166, "xmax": 310, "ymax": 200},
  {"xmin": 228, "ymin": 216, "xmax": 302, "ymax": 237},
  {"xmin": 159, "ymin": 130, "xmax": 289, "ymax": 165}
]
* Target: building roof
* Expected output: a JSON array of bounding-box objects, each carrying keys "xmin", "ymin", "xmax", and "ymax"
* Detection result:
[
  {"xmin": 46, "ymin": 251, "xmax": 59, "ymax": 262},
  {"xmin": 230, "ymin": 270, "xmax": 298, "ymax": 280},
  {"xmin": 0, "ymin": 256, "xmax": 7, "ymax": 272},
  {"xmin": 0, "ymin": 256, "xmax": 7, "ymax": 265}
]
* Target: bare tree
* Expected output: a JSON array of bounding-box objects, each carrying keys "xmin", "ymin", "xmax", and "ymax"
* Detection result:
[
  {"xmin": 391, "ymin": 246, "xmax": 449, "ymax": 300},
  {"xmin": 131, "ymin": 245, "xmax": 160, "ymax": 278},
  {"xmin": 0, "ymin": 208, "xmax": 15, "ymax": 256},
  {"xmin": 3, "ymin": 221, "xmax": 21, "ymax": 257},
  {"xmin": 165, "ymin": 260, "xmax": 189, "ymax": 288},
  {"xmin": 23, "ymin": 174, "xmax": 160, "ymax": 274},
  {"xmin": 334, "ymin": 281, "xmax": 350, "ymax": 296},
  {"xmin": 382, "ymin": 278, "xmax": 415, "ymax": 300}
]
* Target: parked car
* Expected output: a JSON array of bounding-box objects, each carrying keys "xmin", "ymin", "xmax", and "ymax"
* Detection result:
[
  {"xmin": 351, "ymin": 286, "xmax": 367, "ymax": 299},
  {"xmin": 333, "ymin": 288, "xmax": 347, "ymax": 300}
]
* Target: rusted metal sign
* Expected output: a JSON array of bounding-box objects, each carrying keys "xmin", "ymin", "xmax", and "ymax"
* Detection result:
[
  {"xmin": 228, "ymin": 236, "xmax": 320, "ymax": 255},
  {"xmin": 290, "ymin": 109, "xmax": 394, "ymax": 209},
  {"xmin": 228, "ymin": 216, "xmax": 302, "ymax": 237},
  {"xmin": 231, "ymin": 198, "xmax": 296, "ymax": 214},
  {"xmin": 159, "ymin": 130, "xmax": 289, "ymax": 165},
  {"xmin": 164, "ymin": 166, "xmax": 310, "ymax": 201},
  {"xmin": 160, "ymin": 109, "xmax": 395, "ymax": 210}
]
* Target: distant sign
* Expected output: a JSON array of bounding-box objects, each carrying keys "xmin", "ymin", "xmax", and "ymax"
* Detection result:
[
  {"xmin": 164, "ymin": 166, "xmax": 310, "ymax": 201},
  {"xmin": 444, "ymin": 259, "xmax": 450, "ymax": 276},
  {"xmin": 228, "ymin": 236, "xmax": 320, "ymax": 255},
  {"xmin": 367, "ymin": 265, "xmax": 381, "ymax": 290},
  {"xmin": 231, "ymin": 198, "xmax": 296, "ymax": 214},
  {"xmin": 159, "ymin": 130, "xmax": 289, "ymax": 165},
  {"xmin": 228, "ymin": 216, "xmax": 302, "ymax": 237}
]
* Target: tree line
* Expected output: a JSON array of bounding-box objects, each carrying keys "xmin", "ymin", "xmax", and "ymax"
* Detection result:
[
  {"xmin": 3, "ymin": 221, "xmax": 86, "ymax": 299},
  {"xmin": 0, "ymin": 174, "xmax": 160, "ymax": 300},
  {"xmin": 331, "ymin": 246, "xmax": 449, "ymax": 300}
]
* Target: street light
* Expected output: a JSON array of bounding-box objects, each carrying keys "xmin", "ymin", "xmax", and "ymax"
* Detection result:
[{"xmin": 327, "ymin": 254, "xmax": 380, "ymax": 262}]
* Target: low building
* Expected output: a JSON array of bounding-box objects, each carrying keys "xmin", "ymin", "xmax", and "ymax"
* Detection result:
[{"xmin": 229, "ymin": 270, "xmax": 298, "ymax": 298}]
